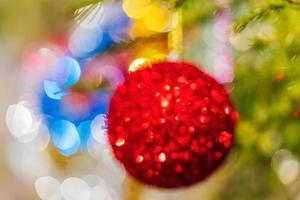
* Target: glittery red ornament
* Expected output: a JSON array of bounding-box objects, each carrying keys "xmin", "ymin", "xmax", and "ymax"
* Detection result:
[{"xmin": 108, "ymin": 61, "xmax": 237, "ymax": 188}]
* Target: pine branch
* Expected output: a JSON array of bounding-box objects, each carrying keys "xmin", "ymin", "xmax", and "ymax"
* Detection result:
[
  {"xmin": 232, "ymin": 2, "xmax": 286, "ymax": 33},
  {"xmin": 156, "ymin": 0, "xmax": 195, "ymax": 8},
  {"xmin": 286, "ymin": 0, "xmax": 300, "ymax": 5},
  {"xmin": 173, "ymin": 0, "xmax": 191, "ymax": 8},
  {"xmin": 286, "ymin": 37, "xmax": 300, "ymax": 61}
]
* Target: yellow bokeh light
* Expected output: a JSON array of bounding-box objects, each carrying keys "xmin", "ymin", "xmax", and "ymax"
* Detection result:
[
  {"xmin": 122, "ymin": 0, "xmax": 152, "ymax": 19},
  {"xmin": 143, "ymin": 3, "xmax": 172, "ymax": 32},
  {"xmin": 129, "ymin": 19, "xmax": 155, "ymax": 39},
  {"xmin": 135, "ymin": 47, "xmax": 167, "ymax": 61}
]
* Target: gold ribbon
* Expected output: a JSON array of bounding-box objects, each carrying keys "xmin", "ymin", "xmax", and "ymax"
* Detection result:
[{"xmin": 168, "ymin": 7, "xmax": 183, "ymax": 59}]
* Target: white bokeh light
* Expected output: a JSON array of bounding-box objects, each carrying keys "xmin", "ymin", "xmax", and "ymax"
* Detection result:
[
  {"xmin": 100, "ymin": 149, "xmax": 126, "ymax": 187},
  {"xmin": 278, "ymin": 159, "xmax": 300, "ymax": 185},
  {"xmin": 61, "ymin": 177, "xmax": 90, "ymax": 200},
  {"xmin": 86, "ymin": 137, "xmax": 106, "ymax": 158},
  {"xmin": 6, "ymin": 102, "xmax": 41, "ymax": 143},
  {"xmin": 89, "ymin": 185, "xmax": 113, "ymax": 200},
  {"xmin": 91, "ymin": 114, "xmax": 108, "ymax": 145},
  {"xmin": 7, "ymin": 140, "xmax": 51, "ymax": 182},
  {"xmin": 26, "ymin": 124, "xmax": 50, "ymax": 153},
  {"xmin": 272, "ymin": 149, "xmax": 300, "ymax": 185},
  {"xmin": 35, "ymin": 176, "xmax": 62, "ymax": 200}
]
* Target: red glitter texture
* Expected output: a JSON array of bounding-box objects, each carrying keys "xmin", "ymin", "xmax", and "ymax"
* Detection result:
[{"xmin": 108, "ymin": 61, "xmax": 237, "ymax": 188}]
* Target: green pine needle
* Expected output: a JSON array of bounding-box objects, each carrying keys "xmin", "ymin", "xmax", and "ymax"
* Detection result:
[{"xmin": 233, "ymin": 2, "xmax": 286, "ymax": 33}]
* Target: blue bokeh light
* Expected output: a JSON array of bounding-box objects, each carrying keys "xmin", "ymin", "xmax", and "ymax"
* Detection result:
[
  {"xmin": 47, "ymin": 56, "xmax": 81, "ymax": 87},
  {"xmin": 38, "ymin": 1, "xmax": 129, "ymax": 156},
  {"xmin": 40, "ymin": 90, "xmax": 110, "ymax": 155},
  {"xmin": 44, "ymin": 80, "xmax": 68, "ymax": 100},
  {"xmin": 50, "ymin": 120, "xmax": 81, "ymax": 156},
  {"xmin": 77, "ymin": 120, "xmax": 92, "ymax": 147}
]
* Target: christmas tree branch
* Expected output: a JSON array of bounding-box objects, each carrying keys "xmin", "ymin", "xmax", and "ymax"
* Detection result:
[
  {"xmin": 286, "ymin": 35, "xmax": 300, "ymax": 61},
  {"xmin": 286, "ymin": 0, "xmax": 300, "ymax": 5},
  {"xmin": 232, "ymin": 2, "xmax": 286, "ymax": 33},
  {"xmin": 233, "ymin": 0, "xmax": 300, "ymax": 33},
  {"xmin": 173, "ymin": 0, "xmax": 191, "ymax": 7}
]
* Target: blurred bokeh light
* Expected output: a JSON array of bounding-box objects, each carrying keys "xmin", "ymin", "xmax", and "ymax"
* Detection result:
[{"xmin": 1, "ymin": 0, "xmax": 300, "ymax": 199}]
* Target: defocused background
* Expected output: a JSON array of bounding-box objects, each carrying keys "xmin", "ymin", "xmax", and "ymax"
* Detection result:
[{"xmin": 1, "ymin": 0, "xmax": 300, "ymax": 199}]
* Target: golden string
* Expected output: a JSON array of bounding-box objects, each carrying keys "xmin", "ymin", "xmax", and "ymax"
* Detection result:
[{"xmin": 168, "ymin": 5, "xmax": 183, "ymax": 59}]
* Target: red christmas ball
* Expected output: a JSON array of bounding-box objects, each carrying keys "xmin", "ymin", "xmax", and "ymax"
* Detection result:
[{"xmin": 108, "ymin": 61, "xmax": 237, "ymax": 188}]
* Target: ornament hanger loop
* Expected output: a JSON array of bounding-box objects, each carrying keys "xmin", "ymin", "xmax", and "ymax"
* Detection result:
[{"xmin": 168, "ymin": 4, "xmax": 183, "ymax": 61}]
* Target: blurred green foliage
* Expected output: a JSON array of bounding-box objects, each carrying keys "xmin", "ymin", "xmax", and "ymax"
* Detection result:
[{"xmin": 182, "ymin": 0, "xmax": 300, "ymax": 199}]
